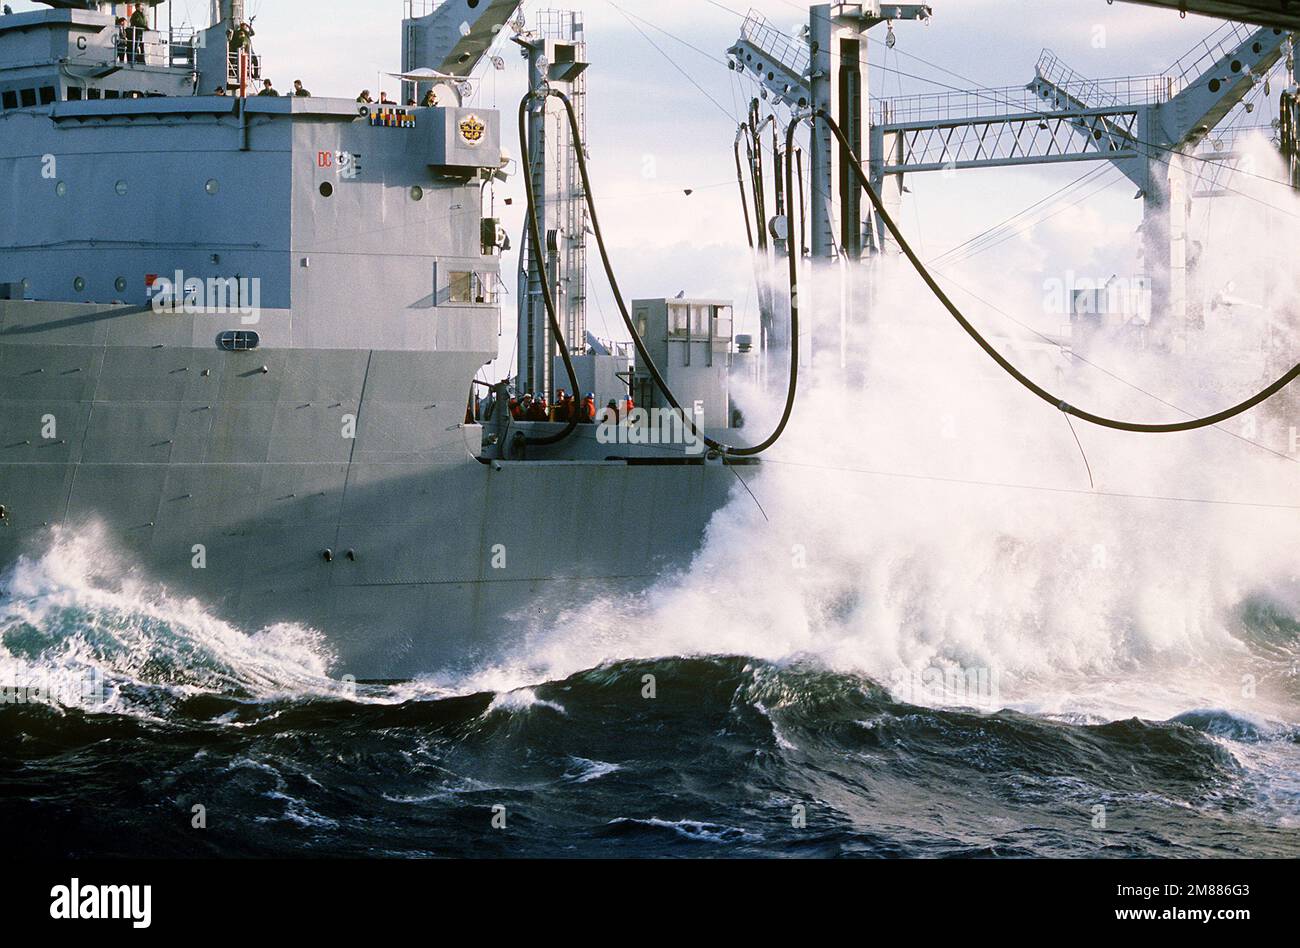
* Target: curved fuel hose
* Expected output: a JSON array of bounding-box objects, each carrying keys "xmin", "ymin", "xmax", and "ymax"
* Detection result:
[
  {"xmin": 542, "ymin": 88, "xmax": 799, "ymax": 458},
  {"xmin": 734, "ymin": 124, "xmax": 756, "ymax": 250},
  {"xmin": 515, "ymin": 94, "xmax": 583, "ymax": 447},
  {"xmin": 802, "ymin": 109, "xmax": 1300, "ymax": 434}
]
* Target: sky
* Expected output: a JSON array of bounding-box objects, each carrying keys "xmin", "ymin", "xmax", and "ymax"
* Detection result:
[{"xmin": 10, "ymin": 0, "xmax": 1288, "ymax": 355}]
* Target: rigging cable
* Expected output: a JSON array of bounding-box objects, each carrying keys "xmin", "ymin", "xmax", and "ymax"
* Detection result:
[
  {"xmin": 535, "ymin": 88, "xmax": 799, "ymax": 458},
  {"xmin": 937, "ymin": 167, "xmax": 1126, "ymax": 268},
  {"xmin": 929, "ymin": 164, "xmax": 1111, "ymax": 267},
  {"xmin": 789, "ymin": 109, "xmax": 1300, "ymax": 434}
]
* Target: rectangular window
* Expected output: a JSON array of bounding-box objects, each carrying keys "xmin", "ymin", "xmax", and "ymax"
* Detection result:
[
  {"xmin": 105, "ymin": 89, "xmax": 120, "ymax": 99},
  {"xmin": 442, "ymin": 270, "xmax": 497, "ymax": 305},
  {"xmin": 88, "ymin": 88, "xmax": 101, "ymax": 100},
  {"xmin": 447, "ymin": 271, "xmax": 474, "ymax": 304},
  {"xmin": 39, "ymin": 87, "xmax": 56, "ymax": 105},
  {"xmin": 19, "ymin": 88, "xmax": 36, "ymax": 107},
  {"xmin": 668, "ymin": 304, "xmax": 688, "ymax": 335},
  {"xmin": 712, "ymin": 305, "xmax": 733, "ymax": 341},
  {"xmin": 1, "ymin": 91, "xmax": 16, "ymax": 110},
  {"xmin": 67, "ymin": 87, "xmax": 82, "ymax": 101}
]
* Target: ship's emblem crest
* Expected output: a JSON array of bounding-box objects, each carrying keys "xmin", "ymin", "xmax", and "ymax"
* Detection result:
[{"xmin": 459, "ymin": 114, "xmax": 486, "ymax": 145}]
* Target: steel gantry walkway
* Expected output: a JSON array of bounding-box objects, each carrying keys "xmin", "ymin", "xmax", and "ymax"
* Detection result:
[
  {"xmin": 869, "ymin": 19, "xmax": 1289, "ymax": 329},
  {"xmin": 868, "ymin": 68, "xmax": 1162, "ymax": 175},
  {"xmin": 728, "ymin": 4, "xmax": 1293, "ymax": 343}
]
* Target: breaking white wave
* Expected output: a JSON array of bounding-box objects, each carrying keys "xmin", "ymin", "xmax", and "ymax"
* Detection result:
[
  {"xmin": 456, "ymin": 144, "xmax": 1300, "ymax": 734},
  {"xmin": 564, "ymin": 757, "xmax": 621, "ymax": 783},
  {"xmin": 0, "ymin": 526, "xmax": 343, "ymax": 716},
  {"xmin": 484, "ymin": 687, "xmax": 567, "ymax": 716},
  {"xmin": 606, "ymin": 817, "xmax": 759, "ymax": 844}
]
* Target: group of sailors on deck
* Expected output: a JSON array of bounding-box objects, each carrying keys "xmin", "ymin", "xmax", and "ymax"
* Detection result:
[
  {"xmin": 357, "ymin": 89, "xmax": 440, "ymax": 108},
  {"xmin": 503, "ymin": 391, "xmax": 635, "ymax": 425}
]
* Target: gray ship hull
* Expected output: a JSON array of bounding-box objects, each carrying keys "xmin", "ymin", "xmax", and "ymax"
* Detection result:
[{"xmin": 0, "ymin": 301, "xmax": 739, "ymax": 680}]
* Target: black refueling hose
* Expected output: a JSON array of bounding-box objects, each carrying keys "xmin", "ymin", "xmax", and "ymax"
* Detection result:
[
  {"xmin": 800, "ymin": 109, "xmax": 1300, "ymax": 434},
  {"xmin": 516, "ymin": 94, "xmax": 583, "ymax": 447},
  {"xmin": 734, "ymin": 125, "xmax": 756, "ymax": 251},
  {"xmin": 537, "ymin": 88, "xmax": 800, "ymax": 458}
]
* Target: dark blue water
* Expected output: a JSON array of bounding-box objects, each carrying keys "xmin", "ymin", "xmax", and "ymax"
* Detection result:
[
  {"xmin": 2, "ymin": 533, "xmax": 1298, "ymax": 858},
  {"xmin": 3, "ymin": 653, "xmax": 1297, "ymax": 858}
]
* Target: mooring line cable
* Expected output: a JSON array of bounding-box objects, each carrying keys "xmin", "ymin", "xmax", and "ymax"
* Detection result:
[
  {"xmin": 798, "ymin": 109, "xmax": 1300, "ymax": 434},
  {"xmin": 1063, "ymin": 414, "xmax": 1095, "ymax": 489}
]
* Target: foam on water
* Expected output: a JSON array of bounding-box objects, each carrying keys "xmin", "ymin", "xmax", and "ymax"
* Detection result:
[
  {"xmin": 449, "ymin": 142, "xmax": 1300, "ymax": 734},
  {"xmin": 0, "ymin": 527, "xmax": 343, "ymax": 716},
  {"xmin": 484, "ymin": 687, "xmax": 567, "ymax": 716}
]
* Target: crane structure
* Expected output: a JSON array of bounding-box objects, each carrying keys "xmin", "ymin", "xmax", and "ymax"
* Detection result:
[
  {"xmin": 401, "ymin": 0, "xmax": 523, "ymax": 82},
  {"xmin": 729, "ymin": 3, "xmax": 931, "ymax": 262},
  {"xmin": 512, "ymin": 9, "xmax": 591, "ymax": 399},
  {"xmin": 728, "ymin": 2, "xmax": 929, "ymax": 367},
  {"xmin": 872, "ymin": 21, "xmax": 1289, "ymax": 335},
  {"xmin": 730, "ymin": 6, "xmax": 1292, "ymax": 341},
  {"xmin": 1117, "ymin": 0, "xmax": 1300, "ymax": 190}
]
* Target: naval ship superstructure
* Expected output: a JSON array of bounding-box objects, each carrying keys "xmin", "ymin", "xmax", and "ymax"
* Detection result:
[{"xmin": 0, "ymin": 0, "xmax": 751, "ymax": 679}]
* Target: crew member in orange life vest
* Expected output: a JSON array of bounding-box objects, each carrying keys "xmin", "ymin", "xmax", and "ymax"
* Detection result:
[
  {"xmin": 581, "ymin": 393, "xmax": 597, "ymax": 424},
  {"xmin": 508, "ymin": 394, "xmax": 521, "ymax": 419},
  {"xmin": 553, "ymin": 389, "xmax": 573, "ymax": 422},
  {"xmin": 527, "ymin": 395, "xmax": 549, "ymax": 422}
]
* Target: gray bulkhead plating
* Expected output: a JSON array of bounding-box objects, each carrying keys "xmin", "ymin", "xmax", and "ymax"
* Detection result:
[{"xmin": 0, "ymin": 4, "xmax": 742, "ymax": 679}]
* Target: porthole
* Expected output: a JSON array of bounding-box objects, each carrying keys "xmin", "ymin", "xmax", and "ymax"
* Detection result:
[
  {"xmin": 72, "ymin": 276, "xmax": 85, "ymax": 292},
  {"xmin": 205, "ymin": 178, "xmax": 219, "ymax": 195},
  {"xmin": 217, "ymin": 330, "xmax": 260, "ymax": 351},
  {"xmin": 410, "ymin": 185, "xmax": 424, "ymax": 201},
  {"xmin": 319, "ymin": 181, "xmax": 334, "ymax": 197},
  {"xmin": 114, "ymin": 276, "xmax": 127, "ymax": 293},
  {"xmin": 114, "ymin": 180, "xmax": 127, "ymax": 196},
  {"xmin": 55, "ymin": 180, "xmax": 67, "ymax": 197}
]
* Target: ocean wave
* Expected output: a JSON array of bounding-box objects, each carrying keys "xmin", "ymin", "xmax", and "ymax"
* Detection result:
[
  {"xmin": 0, "ymin": 529, "xmax": 345, "ymax": 717},
  {"xmin": 2, "ymin": 653, "xmax": 1296, "ymax": 857}
]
